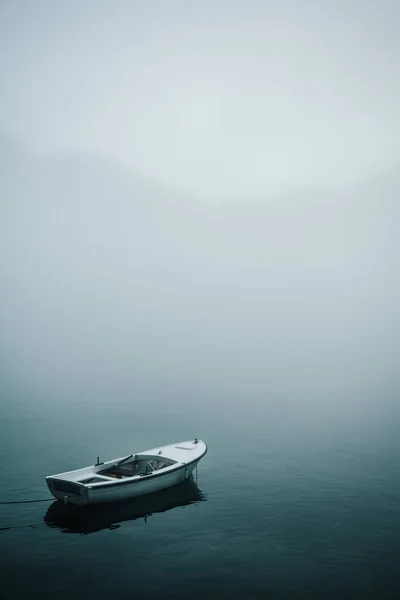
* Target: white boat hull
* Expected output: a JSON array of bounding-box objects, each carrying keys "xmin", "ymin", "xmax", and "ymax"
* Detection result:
[
  {"xmin": 46, "ymin": 439, "xmax": 207, "ymax": 506},
  {"xmin": 85, "ymin": 460, "xmax": 199, "ymax": 505}
]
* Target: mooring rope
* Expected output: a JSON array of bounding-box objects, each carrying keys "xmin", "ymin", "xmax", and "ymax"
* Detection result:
[{"xmin": 0, "ymin": 497, "xmax": 54, "ymax": 505}]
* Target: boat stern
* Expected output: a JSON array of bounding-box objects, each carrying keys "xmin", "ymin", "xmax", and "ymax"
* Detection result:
[{"xmin": 46, "ymin": 477, "xmax": 88, "ymax": 505}]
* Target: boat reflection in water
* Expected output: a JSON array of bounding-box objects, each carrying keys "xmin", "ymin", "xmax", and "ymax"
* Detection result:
[{"xmin": 44, "ymin": 476, "xmax": 206, "ymax": 535}]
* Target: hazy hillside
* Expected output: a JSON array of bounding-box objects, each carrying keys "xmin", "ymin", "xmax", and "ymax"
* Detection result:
[{"xmin": 1, "ymin": 134, "xmax": 398, "ymax": 403}]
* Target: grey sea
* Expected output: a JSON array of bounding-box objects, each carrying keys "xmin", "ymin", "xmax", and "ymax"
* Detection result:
[{"xmin": 1, "ymin": 379, "xmax": 399, "ymax": 600}]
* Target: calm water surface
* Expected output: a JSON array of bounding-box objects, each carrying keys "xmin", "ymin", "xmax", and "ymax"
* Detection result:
[{"xmin": 1, "ymin": 384, "xmax": 399, "ymax": 599}]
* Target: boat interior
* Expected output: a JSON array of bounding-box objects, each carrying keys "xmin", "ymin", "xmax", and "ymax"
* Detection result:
[{"xmin": 78, "ymin": 455, "xmax": 177, "ymax": 485}]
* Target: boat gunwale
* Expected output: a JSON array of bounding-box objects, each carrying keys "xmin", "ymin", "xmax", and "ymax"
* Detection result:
[{"xmin": 88, "ymin": 447, "xmax": 207, "ymax": 489}]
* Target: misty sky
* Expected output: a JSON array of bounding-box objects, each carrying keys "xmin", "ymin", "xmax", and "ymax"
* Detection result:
[{"xmin": 1, "ymin": 0, "xmax": 399, "ymax": 201}]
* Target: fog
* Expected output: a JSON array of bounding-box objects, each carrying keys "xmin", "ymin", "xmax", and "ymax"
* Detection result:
[
  {"xmin": 0, "ymin": 2, "xmax": 399, "ymax": 419},
  {"xmin": 1, "ymin": 0, "xmax": 400, "ymax": 201},
  {"xmin": 1, "ymin": 134, "xmax": 398, "ymax": 418}
]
